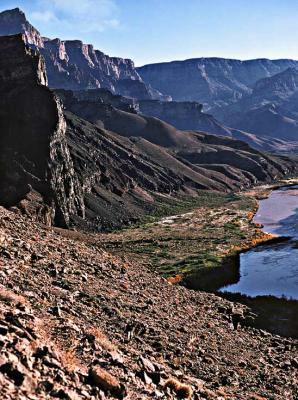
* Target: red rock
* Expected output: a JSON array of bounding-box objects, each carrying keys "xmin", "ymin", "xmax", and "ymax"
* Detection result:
[{"xmin": 89, "ymin": 366, "xmax": 121, "ymax": 393}]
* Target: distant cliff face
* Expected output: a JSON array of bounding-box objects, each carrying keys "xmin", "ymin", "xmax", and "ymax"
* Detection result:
[
  {"xmin": 138, "ymin": 59, "xmax": 298, "ymax": 144},
  {"xmin": 0, "ymin": 34, "xmax": 84, "ymax": 226},
  {"xmin": 137, "ymin": 58, "xmax": 298, "ymax": 111},
  {"xmin": 138, "ymin": 99, "xmax": 232, "ymax": 136},
  {"xmin": 41, "ymin": 38, "xmax": 140, "ymax": 93},
  {"xmin": 218, "ymin": 67, "xmax": 298, "ymax": 141},
  {"xmin": 0, "ymin": 8, "xmax": 169, "ymax": 100}
]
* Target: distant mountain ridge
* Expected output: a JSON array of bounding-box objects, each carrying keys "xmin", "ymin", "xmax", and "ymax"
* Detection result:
[
  {"xmin": 137, "ymin": 58, "xmax": 298, "ymax": 112},
  {"xmin": 0, "ymin": 8, "xmax": 169, "ymax": 100},
  {"xmin": 138, "ymin": 59, "xmax": 298, "ymax": 145},
  {"xmin": 220, "ymin": 67, "xmax": 298, "ymax": 141}
]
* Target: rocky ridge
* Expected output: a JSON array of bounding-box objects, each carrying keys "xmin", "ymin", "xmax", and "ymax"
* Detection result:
[{"xmin": 0, "ymin": 7, "xmax": 43, "ymax": 47}]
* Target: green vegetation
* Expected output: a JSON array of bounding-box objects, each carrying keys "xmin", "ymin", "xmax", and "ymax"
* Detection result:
[
  {"xmin": 98, "ymin": 191, "xmax": 260, "ymax": 279},
  {"xmin": 122, "ymin": 191, "xmax": 242, "ymax": 230}
]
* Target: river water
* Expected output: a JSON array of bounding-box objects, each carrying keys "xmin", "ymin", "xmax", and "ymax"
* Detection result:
[{"xmin": 220, "ymin": 185, "xmax": 298, "ymax": 300}]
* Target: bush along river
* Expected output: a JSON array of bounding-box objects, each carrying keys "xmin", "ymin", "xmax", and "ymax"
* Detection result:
[{"xmin": 218, "ymin": 185, "xmax": 298, "ymax": 337}]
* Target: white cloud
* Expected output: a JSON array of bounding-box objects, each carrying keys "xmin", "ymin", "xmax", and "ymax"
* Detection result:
[
  {"xmin": 31, "ymin": 10, "xmax": 57, "ymax": 23},
  {"xmin": 31, "ymin": 0, "xmax": 120, "ymax": 36},
  {"xmin": 51, "ymin": 0, "xmax": 117, "ymax": 16}
]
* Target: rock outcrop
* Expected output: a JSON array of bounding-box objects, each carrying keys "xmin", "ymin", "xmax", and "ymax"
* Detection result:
[
  {"xmin": 0, "ymin": 34, "xmax": 84, "ymax": 226},
  {"xmin": 0, "ymin": 8, "xmax": 169, "ymax": 101},
  {"xmin": 0, "ymin": 8, "xmax": 43, "ymax": 47}
]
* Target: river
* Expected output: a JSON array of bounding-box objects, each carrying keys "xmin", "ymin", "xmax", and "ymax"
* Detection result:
[{"xmin": 220, "ymin": 185, "xmax": 298, "ymax": 300}]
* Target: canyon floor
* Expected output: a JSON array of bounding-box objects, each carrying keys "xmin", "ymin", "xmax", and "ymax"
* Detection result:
[
  {"xmin": 72, "ymin": 180, "xmax": 297, "ymax": 283},
  {"xmin": 0, "ymin": 181, "xmax": 298, "ymax": 399}
]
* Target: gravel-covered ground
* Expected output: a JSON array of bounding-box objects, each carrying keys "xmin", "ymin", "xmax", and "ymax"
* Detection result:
[{"xmin": 0, "ymin": 205, "xmax": 297, "ymax": 399}]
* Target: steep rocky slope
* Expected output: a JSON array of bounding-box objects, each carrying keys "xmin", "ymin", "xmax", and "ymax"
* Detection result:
[
  {"xmin": 0, "ymin": 8, "xmax": 168, "ymax": 101},
  {"xmin": 0, "ymin": 205, "xmax": 297, "ymax": 399},
  {"xmin": 57, "ymin": 88, "xmax": 297, "ymax": 188}
]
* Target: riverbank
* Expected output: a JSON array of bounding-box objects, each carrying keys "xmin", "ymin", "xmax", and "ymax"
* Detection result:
[
  {"xmin": 77, "ymin": 178, "xmax": 298, "ymax": 286},
  {"xmin": 55, "ymin": 178, "xmax": 298, "ymax": 338}
]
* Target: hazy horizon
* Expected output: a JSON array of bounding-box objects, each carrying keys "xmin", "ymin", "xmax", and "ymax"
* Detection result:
[{"xmin": 1, "ymin": 0, "xmax": 298, "ymax": 66}]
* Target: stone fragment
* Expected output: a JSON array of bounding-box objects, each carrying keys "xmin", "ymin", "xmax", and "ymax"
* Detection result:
[{"xmin": 89, "ymin": 366, "xmax": 122, "ymax": 394}]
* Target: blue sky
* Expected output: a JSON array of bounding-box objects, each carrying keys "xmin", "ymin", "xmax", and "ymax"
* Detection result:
[{"xmin": 1, "ymin": 0, "xmax": 298, "ymax": 66}]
